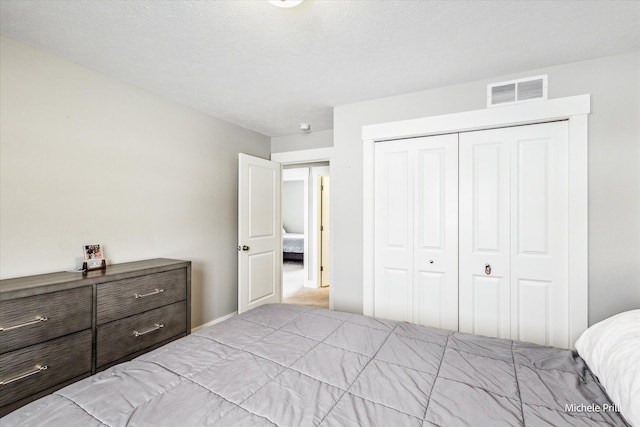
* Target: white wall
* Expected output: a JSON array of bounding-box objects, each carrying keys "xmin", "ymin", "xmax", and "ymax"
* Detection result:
[
  {"xmin": 271, "ymin": 129, "xmax": 333, "ymax": 153},
  {"xmin": 282, "ymin": 180, "xmax": 304, "ymax": 233},
  {"xmin": 332, "ymin": 51, "xmax": 640, "ymax": 325},
  {"xmin": 0, "ymin": 36, "xmax": 271, "ymax": 328}
]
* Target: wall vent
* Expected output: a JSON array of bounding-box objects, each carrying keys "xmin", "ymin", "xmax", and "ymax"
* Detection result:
[{"xmin": 487, "ymin": 75, "xmax": 547, "ymax": 108}]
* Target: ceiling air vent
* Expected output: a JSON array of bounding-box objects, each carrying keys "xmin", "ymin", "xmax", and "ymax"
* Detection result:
[{"xmin": 487, "ymin": 75, "xmax": 547, "ymax": 108}]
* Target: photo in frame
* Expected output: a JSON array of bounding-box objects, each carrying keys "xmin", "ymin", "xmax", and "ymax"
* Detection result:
[{"xmin": 83, "ymin": 244, "xmax": 106, "ymax": 270}]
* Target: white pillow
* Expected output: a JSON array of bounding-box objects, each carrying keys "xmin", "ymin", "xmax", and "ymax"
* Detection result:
[{"xmin": 575, "ymin": 310, "xmax": 640, "ymax": 426}]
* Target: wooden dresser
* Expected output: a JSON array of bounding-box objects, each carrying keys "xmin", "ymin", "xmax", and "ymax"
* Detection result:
[{"xmin": 0, "ymin": 258, "xmax": 191, "ymax": 416}]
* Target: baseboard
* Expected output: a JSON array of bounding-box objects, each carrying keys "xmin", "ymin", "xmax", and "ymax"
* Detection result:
[
  {"xmin": 304, "ymin": 279, "xmax": 319, "ymax": 289},
  {"xmin": 191, "ymin": 311, "xmax": 237, "ymax": 333}
]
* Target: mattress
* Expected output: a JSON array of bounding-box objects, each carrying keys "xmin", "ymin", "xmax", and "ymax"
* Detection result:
[
  {"xmin": 283, "ymin": 232, "xmax": 304, "ymax": 253},
  {"xmin": 2, "ymin": 304, "xmax": 629, "ymax": 426}
]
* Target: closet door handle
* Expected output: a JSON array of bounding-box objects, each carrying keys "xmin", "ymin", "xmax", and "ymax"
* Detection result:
[{"xmin": 485, "ymin": 264, "xmax": 492, "ymax": 275}]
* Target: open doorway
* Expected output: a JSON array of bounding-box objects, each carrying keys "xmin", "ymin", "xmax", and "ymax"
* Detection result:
[{"xmin": 281, "ymin": 163, "xmax": 330, "ymax": 309}]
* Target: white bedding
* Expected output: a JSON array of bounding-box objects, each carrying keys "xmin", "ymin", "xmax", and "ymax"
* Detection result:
[
  {"xmin": 576, "ymin": 309, "xmax": 640, "ymax": 426},
  {"xmin": 283, "ymin": 232, "xmax": 304, "ymax": 253}
]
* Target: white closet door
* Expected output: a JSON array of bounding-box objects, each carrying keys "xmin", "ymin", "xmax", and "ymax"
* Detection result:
[
  {"xmin": 459, "ymin": 122, "xmax": 570, "ymax": 347},
  {"xmin": 413, "ymin": 135, "xmax": 458, "ymax": 330},
  {"xmin": 375, "ymin": 134, "xmax": 458, "ymax": 328},
  {"xmin": 459, "ymin": 132, "xmax": 511, "ymax": 339},
  {"xmin": 375, "ymin": 140, "xmax": 414, "ymax": 322},
  {"xmin": 510, "ymin": 121, "xmax": 569, "ymax": 347}
]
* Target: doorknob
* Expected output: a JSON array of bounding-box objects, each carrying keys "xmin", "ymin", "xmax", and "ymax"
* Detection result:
[
  {"xmin": 242, "ymin": 245, "xmax": 250, "ymax": 251},
  {"xmin": 485, "ymin": 264, "xmax": 492, "ymax": 275}
]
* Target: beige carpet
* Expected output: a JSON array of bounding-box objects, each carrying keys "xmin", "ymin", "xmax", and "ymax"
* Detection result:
[
  {"xmin": 282, "ymin": 261, "xmax": 329, "ymax": 309},
  {"xmin": 283, "ymin": 286, "xmax": 329, "ymax": 309}
]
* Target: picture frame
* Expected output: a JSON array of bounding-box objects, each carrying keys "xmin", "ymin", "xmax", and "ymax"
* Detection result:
[{"xmin": 83, "ymin": 244, "xmax": 106, "ymax": 271}]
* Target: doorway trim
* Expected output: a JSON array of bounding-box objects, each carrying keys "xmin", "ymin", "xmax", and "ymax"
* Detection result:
[
  {"xmin": 272, "ymin": 147, "xmax": 334, "ymax": 164},
  {"xmin": 272, "ymin": 147, "xmax": 334, "ymax": 309},
  {"xmin": 282, "ymin": 168, "xmax": 310, "ymax": 285},
  {"xmin": 362, "ymin": 94, "xmax": 590, "ymax": 344}
]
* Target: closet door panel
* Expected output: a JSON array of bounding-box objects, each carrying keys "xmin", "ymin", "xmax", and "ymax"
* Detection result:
[
  {"xmin": 510, "ymin": 121, "xmax": 569, "ymax": 347},
  {"xmin": 414, "ymin": 135, "xmax": 458, "ymax": 330},
  {"xmin": 418, "ymin": 150, "xmax": 445, "ymax": 247},
  {"xmin": 374, "ymin": 134, "xmax": 458, "ymax": 326},
  {"xmin": 384, "ymin": 151, "xmax": 411, "ymax": 249},
  {"xmin": 459, "ymin": 134, "xmax": 510, "ymax": 338},
  {"xmin": 414, "ymin": 272, "xmax": 445, "ymax": 327},
  {"xmin": 517, "ymin": 279, "xmax": 551, "ymax": 345},
  {"xmin": 374, "ymin": 142, "xmax": 414, "ymax": 321},
  {"xmin": 472, "ymin": 143, "xmax": 505, "ymax": 252},
  {"xmin": 379, "ymin": 268, "xmax": 412, "ymax": 321},
  {"xmin": 471, "ymin": 275, "xmax": 510, "ymax": 338},
  {"xmin": 516, "ymin": 139, "xmax": 550, "ymax": 254}
]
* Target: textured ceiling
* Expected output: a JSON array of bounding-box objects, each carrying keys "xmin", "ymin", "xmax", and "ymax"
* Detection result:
[{"xmin": 1, "ymin": 1, "xmax": 639, "ymax": 137}]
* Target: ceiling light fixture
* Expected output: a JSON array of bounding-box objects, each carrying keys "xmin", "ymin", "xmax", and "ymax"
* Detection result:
[{"xmin": 268, "ymin": 0, "xmax": 303, "ymax": 8}]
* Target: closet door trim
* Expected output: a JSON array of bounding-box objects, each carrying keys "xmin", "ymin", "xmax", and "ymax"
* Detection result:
[{"xmin": 363, "ymin": 94, "xmax": 589, "ymax": 347}]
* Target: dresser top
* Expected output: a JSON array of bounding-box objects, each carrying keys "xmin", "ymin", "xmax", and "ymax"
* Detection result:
[{"xmin": 0, "ymin": 258, "xmax": 191, "ymax": 299}]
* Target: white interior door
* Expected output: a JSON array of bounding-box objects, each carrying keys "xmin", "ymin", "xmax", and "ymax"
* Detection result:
[
  {"xmin": 459, "ymin": 121, "xmax": 570, "ymax": 347},
  {"xmin": 374, "ymin": 134, "xmax": 458, "ymax": 328},
  {"xmin": 238, "ymin": 153, "xmax": 282, "ymax": 314}
]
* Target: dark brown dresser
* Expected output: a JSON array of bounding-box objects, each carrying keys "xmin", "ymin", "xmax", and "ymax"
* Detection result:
[{"xmin": 0, "ymin": 258, "xmax": 191, "ymax": 416}]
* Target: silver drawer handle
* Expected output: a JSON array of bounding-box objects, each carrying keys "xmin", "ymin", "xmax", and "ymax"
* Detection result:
[
  {"xmin": 0, "ymin": 365, "xmax": 48, "ymax": 386},
  {"xmin": 134, "ymin": 289, "xmax": 164, "ymax": 299},
  {"xmin": 0, "ymin": 316, "xmax": 48, "ymax": 333},
  {"xmin": 133, "ymin": 323, "xmax": 165, "ymax": 337}
]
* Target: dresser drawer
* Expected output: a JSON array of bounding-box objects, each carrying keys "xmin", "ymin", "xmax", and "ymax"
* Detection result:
[
  {"xmin": 0, "ymin": 287, "xmax": 93, "ymax": 354},
  {"xmin": 96, "ymin": 269, "xmax": 186, "ymax": 325},
  {"xmin": 96, "ymin": 301, "xmax": 187, "ymax": 368},
  {"xmin": 0, "ymin": 330, "xmax": 92, "ymax": 407}
]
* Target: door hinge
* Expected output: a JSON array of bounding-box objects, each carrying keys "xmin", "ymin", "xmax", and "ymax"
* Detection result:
[
  {"xmin": 320, "ymin": 225, "xmax": 324, "ymax": 231},
  {"xmin": 321, "ymin": 185, "xmax": 324, "ymax": 191},
  {"xmin": 320, "ymin": 266, "xmax": 324, "ymax": 272}
]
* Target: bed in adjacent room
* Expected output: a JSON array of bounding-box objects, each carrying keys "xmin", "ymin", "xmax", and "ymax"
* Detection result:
[
  {"xmin": 283, "ymin": 229, "xmax": 304, "ymax": 261},
  {"xmin": 2, "ymin": 304, "xmax": 636, "ymax": 426}
]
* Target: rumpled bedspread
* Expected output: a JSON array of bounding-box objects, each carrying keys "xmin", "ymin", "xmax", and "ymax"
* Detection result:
[{"xmin": 2, "ymin": 304, "xmax": 629, "ymax": 426}]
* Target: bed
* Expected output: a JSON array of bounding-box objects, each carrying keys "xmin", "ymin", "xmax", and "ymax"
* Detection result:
[
  {"xmin": 2, "ymin": 304, "xmax": 636, "ymax": 426},
  {"xmin": 283, "ymin": 230, "xmax": 304, "ymax": 261}
]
